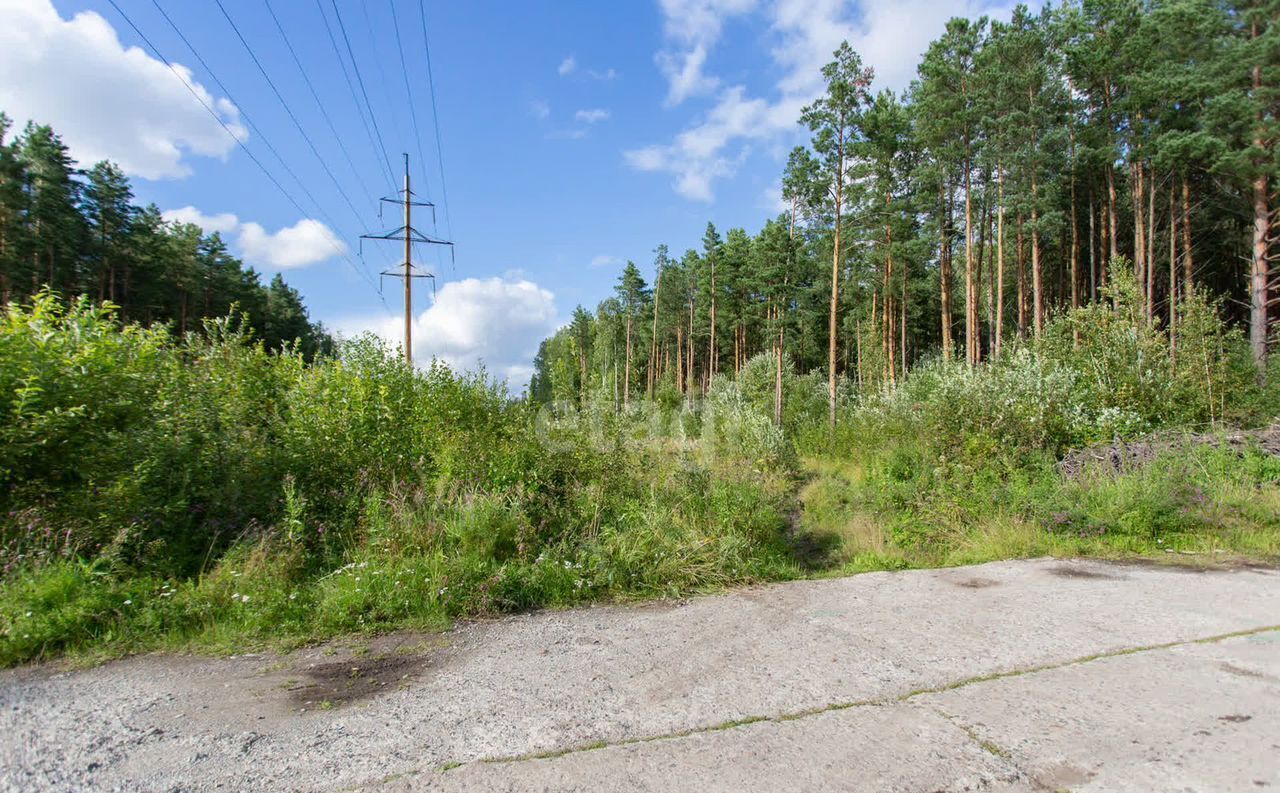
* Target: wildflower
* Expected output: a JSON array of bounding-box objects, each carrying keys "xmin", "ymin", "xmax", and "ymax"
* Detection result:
[
  {"xmin": 241, "ymin": 595, "xmax": 250, "ymax": 603},
  {"xmin": 123, "ymin": 599, "xmax": 132, "ymax": 606}
]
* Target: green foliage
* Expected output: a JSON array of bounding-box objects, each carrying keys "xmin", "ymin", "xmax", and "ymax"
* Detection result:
[
  {"xmin": 0, "ymin": 114, "xmax": 332, "ymax": 357},
  {"xmin": 0, "ymin": 297, "xmax": 801, "ymax": 665}
]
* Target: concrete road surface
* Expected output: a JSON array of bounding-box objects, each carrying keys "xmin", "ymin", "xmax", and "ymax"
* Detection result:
[{"xmin": 2, "ymin": 558, "xmax": 1278, "ymax": 792}]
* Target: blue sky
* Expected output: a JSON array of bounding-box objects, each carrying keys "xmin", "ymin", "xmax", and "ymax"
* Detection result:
[{"xmin": 3, "ymin": 0, "xmax": 1026, "ymax": 387}]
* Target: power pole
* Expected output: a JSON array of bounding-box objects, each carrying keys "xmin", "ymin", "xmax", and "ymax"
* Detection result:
[{"xmin": 361, "ymin": 153, "xmax": 453, "ymax": 363}]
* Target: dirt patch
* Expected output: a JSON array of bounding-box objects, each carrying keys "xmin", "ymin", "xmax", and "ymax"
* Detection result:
[
  {"xmin": 1219, "ymin": 714, "xmax": 1253, "ymax": 723},
  {"xmin": 1048, "ymin": 564, "xmax": 1124, "ymax": 580},
  {"xmin": 1219, "ymin": 663, "xmax": 1273, "ymax": 681},
  {"xmin": 288, "ymin": 653, "xmax": 430, "ymax": 709},
  {"xmin": 953, "ymin": 577, "xmax": 1000, "ymax": 589}
]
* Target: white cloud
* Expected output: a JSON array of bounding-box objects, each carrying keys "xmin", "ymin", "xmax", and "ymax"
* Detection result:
[
  {"xmin": 528, "ymin": 99, "xmax": 551, "ymax": 120},
  {"xmin": 0, "ymin": 0, "xmax": 244, "ymax": 179},
  {"xmin": 591, "ymin": 255, "xmax": 622, "ymax": 268},
  {"xmin": 238, "ymin": 219, "xmax": 346, "ymax": 269},
  {"xmin": 558, "ymin": 55, "xmax": 577, "ymax": 76},
  {"xmin": 162, "ymin": 205, "xmax": 238, "ymax": 235},
  {"xmin": 161, "ymin": 207, "xmax": 345, "ymax": 269},
  {"xmin": 654, "ymin": 0, "xmax": 758, "ymax": 105},
  {"xmin": 587, "ymin": 67, "xmax": 619, "ymax": 81},
  {"xmin": 624, "ymin": 85, "xmax": 785, "ymax": 201},
  {"xmin": 574, "ymin": 108, "xmax": 611, "ymax": 124},
  {"xmin": 631, "ymin": 0, "xmax": 1025, "ymax": 201},
  {"xmin": 336, "ymin": 277, "xmax": 561, "ymax": 386}
]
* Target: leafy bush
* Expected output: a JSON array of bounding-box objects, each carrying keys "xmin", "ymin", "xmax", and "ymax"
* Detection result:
[{"xmin": 0, "ymin": 296, "xmax": 801, "ymax": 665}]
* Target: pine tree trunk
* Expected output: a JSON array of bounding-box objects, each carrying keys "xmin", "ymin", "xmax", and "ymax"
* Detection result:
[
  {"xmin": 1251, "ymin": 170, "xmax": 1271, "ymax": 367},
  {"xmin": 964, "ymin": 150, "xmax": 977, "ymax": 367},
  {"xmin": 1016, "ymin": 215, "xmax": 1026, "ymax": 338},
  {"xmin": 1070, "ymin": 170, "xmax": 1080, "ymax": 312},
  {"xmin": 855, "ymin": 319, "xmax": 863, "ymax": 391},
  {"xmin": 1169, "ymin": 185, "xmax": 1178, "ymax": 361},
  {"xmin": 1031, "ymin": 171, "xmax": 1043, "ymax": 337},
  {"xmin": 1181, "ymin": 175, "xmax": 1194, "ymax": 297},
  {"xmin": 624, "ymin": 317, "xmax": 633, "ymax": 408},
  {"xmin": 1134, "ymin": 160, "xmax": 1146, "ymax": 309},
  {"xmin": 973, "ymin": 186, "xmax": 988, "ymax": 364},
  {"xmin": 777, "ymin": 201, "xmax": 794, "ymax": 427},
  {"xmin": 648, "ymin": 268, "xmax": 661, "ymax": 399},
  {"xmin": 884, "ymin": 192, "xmax": 896, "ymax": 384},
  {"xmin": 1249, "ymin": 21, "xmax": 1270, "ymax": 369},
  {"xmin": 1146, "ymin": 170, "xmax": 1156, "ymax": 323},
  {"xmin": 996, "ymin": 167, "xmax": 1005, "ymax": 357},
  {"xmin": 1088, "ymin": 195, "xmax": 1097, "ymax": 302},
  {"xmin": 829, "ymin": 151, "xmax": 843, "ymax": 426},
  {"xmin": 900, "ymin": 259, "xmax": 908, "ymax": 380},
  {"xmin": 709, "ymin": 258, "xmax": 717, "ymax": 383},
  {"xmin": 687, "ymin": 299, "xmax": 695, "ymax": 400},
  {"xmin": 940, "ymin": 179, "xmax": 954, "ymax": 361},
  {"xmin": 676, "ymin": 324, "xmax": 684, "ymax": 396},
  {"xmin": 1107, "ymin": 164, "xmax": 1119, "ymax": 271}
]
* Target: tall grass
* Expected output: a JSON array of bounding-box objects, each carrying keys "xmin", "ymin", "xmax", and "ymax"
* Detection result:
[
  {"xmin": 0, "ymin": 295, "xmax": 799, "ymax": 666},
  {"xmin": 2, "ymin": 276, "xmax": 1277, "ymax": 667}
]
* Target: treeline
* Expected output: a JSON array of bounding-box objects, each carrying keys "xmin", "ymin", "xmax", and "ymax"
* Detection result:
[
  {"xmin": 0, "ymin": 114, "xmax": 332, "ymax": 357},
  {"xmin": 531, "ymin": 0, "xmax": 1277, "ymax": 416}
]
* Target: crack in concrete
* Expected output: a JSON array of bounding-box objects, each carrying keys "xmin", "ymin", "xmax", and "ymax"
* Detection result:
[{"xmin": 424, "ymin": 624, "xmax": 1280, "ymax": 774}]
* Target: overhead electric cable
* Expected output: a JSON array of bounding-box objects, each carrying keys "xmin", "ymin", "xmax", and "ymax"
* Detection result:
[
  {"xmin": 262, "ymin": 0, "xmax": 378, "ymax": 208},
  {"xmin": 417, "ymin": 0, "xmax": 453, "ymax": 242},
  {"xmin": 329, "ymin": 0, "xmax": 397, "ymax": 188},
  {"xmin": 148, "ymin": 0, "xmax": 314, "ymax": 213},
  {"xmin": 313, "ymin": 0, "xmax": 396, "ymax": 192},
  {"xmin": 106, "ymin": 0, "xmax": 389, "ymax": 309},
  {"xmin": 387, "ymin": 0, "xmax": 432, "ymax": 198},
  {"xmin": 212, "ymin": 0, "xmax": 370, "ymax": 232}
]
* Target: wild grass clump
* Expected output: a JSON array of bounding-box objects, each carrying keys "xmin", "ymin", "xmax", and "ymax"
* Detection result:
[
  {"xmin": 800, "ymin": 272, "xmax": 1279, "ymax": 568},
  {"xmin": 0, "ymin": 295, "xmax": 800, "ymax": 666}
]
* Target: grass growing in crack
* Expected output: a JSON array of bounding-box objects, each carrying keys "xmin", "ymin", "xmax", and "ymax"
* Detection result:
[{"xmin": 473, "ymin": 625, "xmax": 1279, "ymax": 768}]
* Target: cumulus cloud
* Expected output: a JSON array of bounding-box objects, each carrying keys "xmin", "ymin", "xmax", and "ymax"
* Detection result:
[
  {"xmin": 238, "ymin": 219, "xmax": 346, "ymax": 269},
  {"xmin": 631, "ymin": 0, "xmax": 1024, "ymax": 201},
  {"xmin": 574, "ymin": 108, "xmax": 611, "ymax": 124},
  {"xmin": 655, "ymin": 0, "xmax": 758, "ymax": 105},
  {"xmin": 162, "ymin": 207, "xmax": 345, "ymax": 269},
  {"xmin": 558, "ymin": 55, "xmax": 577, "ymax": 76},
  {"xmin": 591, "ymin": 255, "xmax": 622, "ymax": 268},
  {"xmin": 336, "ymin": 277, "xmax": 561, "ymax": 387},
  {"xmin": 162, "ymin": 206, "xmax": 239, "ymax": 235},
  {"xmin": 587, "ymin": 67, "xmax": 619, "ymax": 81},
  {"xmin": 0, "ymin": 0, "xmax": 244, "ymax": 179}
]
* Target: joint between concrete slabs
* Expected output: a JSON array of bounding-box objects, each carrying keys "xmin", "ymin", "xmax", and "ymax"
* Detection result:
[{"xmin": 420, "ymin": 624, "xmax": 1280, "ymax": 774}]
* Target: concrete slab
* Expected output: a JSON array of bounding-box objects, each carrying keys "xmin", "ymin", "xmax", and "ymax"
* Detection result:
[
  {"xmin": 919, "ymin": 633, "xmax": 1280, "ymax": 792},
  {"xmin": 2, "ymin": 558, "xmax": 1278, "ymax": 791}
]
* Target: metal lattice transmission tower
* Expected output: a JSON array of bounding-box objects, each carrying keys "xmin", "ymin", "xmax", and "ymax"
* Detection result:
[{"xmin": 361, "ymin": 154, "xmax": 454, "ymax": 363}]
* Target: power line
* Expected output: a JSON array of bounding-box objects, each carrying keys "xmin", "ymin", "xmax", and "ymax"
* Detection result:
[
  {"xmin": 212, "ymin": 0, "xmax": 369, "ymax": 233},
  {"xmin": 361, "ymin": 0, "xmax": 407, "ymax": 163},
  {"xmin": 387, "ymin": 0, "xmax": 432, "ymax": 199},
  {"xmin": 147, "ymin": 0, "xmax": 314, "ymax": 213},
  {"xmin": 418, "ymin": 0, "xmax": 453, "ymax": 243},
  {"xmin": 105, "ymin": 0, "xmax": 389, "ymax": 310},
  {"xmin": 329, "ymin": 0, "xmax": 397, "ymax": 189},
  {"xmin": 313, "ymin": 0, "xmax": 395, "ymax": 193},
  {"xmin": 262, "ymin": 0, "xmax": 378, "ymax": 209}
]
